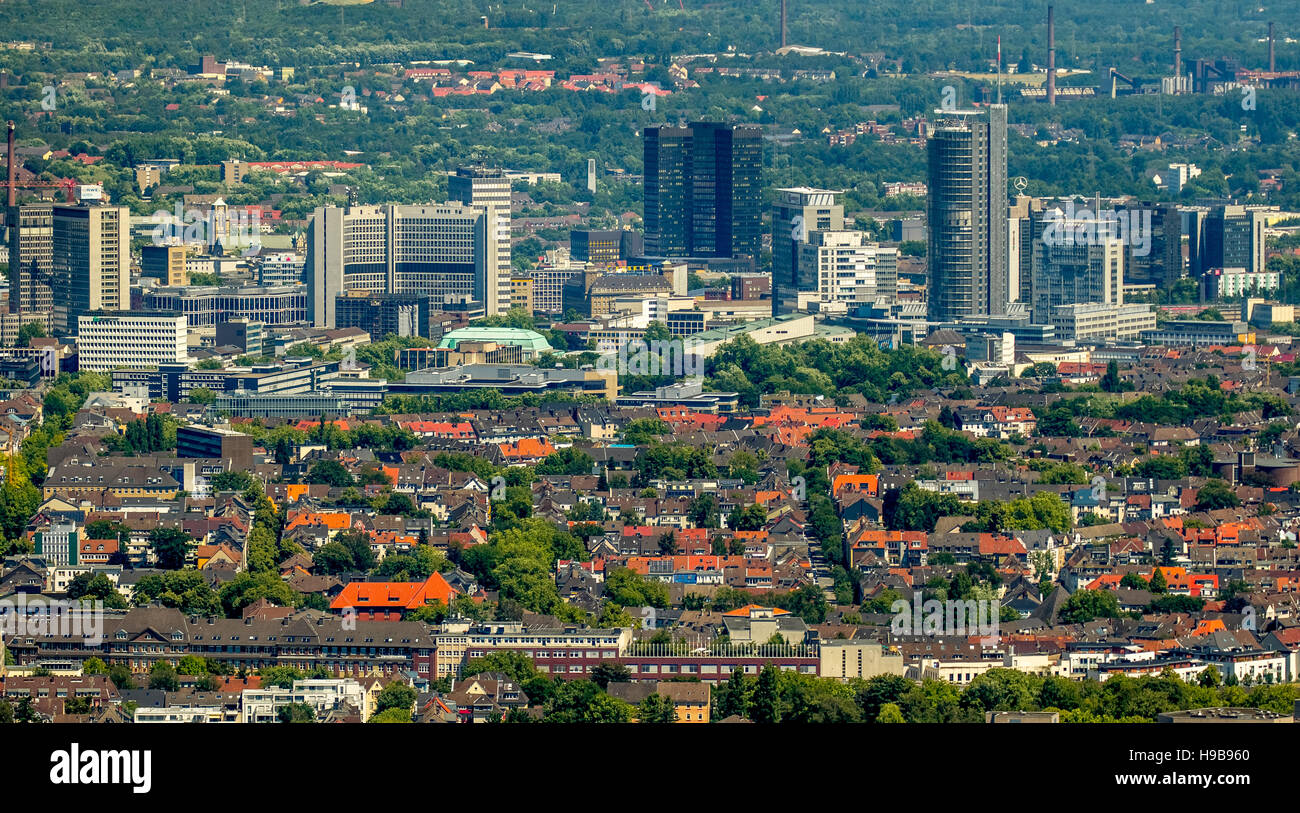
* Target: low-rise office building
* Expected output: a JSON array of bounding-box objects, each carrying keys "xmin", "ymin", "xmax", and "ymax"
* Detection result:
[
  {"xmin": 141, "ymin": 285, "xmax": 307, "ymax": 328},
  {"xmin": 1051, "ymin": 302, "xmax": 1156, "ymax": 341},
  {"xmin": 1140, "ymin": 319, "xmax": 1253, "ymax": 347},
  {"xmin": 77, "ymin": 313, "xmax": 188, "ymax": 372}
]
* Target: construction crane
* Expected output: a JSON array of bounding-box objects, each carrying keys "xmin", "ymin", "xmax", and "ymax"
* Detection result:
[{"xmin": 4, "ymin": 121, "xmax": 78, "ymax": 206}]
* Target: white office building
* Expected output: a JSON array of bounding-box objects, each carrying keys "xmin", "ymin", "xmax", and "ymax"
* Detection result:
[
  {"xmin": 76, "ymin": 313, "xmax": 188, "ymax": 371},
  {"xmin": 1201, "ymin": 267, "xmax": 1280, "ymax": 299},
  {"xmin": 1051, "ymin": 302, "xmax": 1156, "ymax": 341},
  {"xmin": 241, "ymin": 678, "xmax": 369, "ymax": 723},
  {"xmin": 796, "ymin": 230, "xmax": 883, "ymax": 308},
  {"xmin": 257, "ymin": 252, "xmax": 306, "ymax": 287},
  {"xmin": 965, "ymin": 332, "xmax": 1016, "ymax": 365}
]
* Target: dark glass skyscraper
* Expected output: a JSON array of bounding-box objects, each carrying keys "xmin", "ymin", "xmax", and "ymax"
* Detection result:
[
  {"xmin": 1118, "ymin": 201, "xmax": 1183, "ymax": 287},
  {"xmin": 1198, "ymin": 205, "xmax": 1265, "ymax": 275},
  {"xmin": 926, "ymin": 105, "xmax": 1008, "ymax": 321},
  {"xmin": 643, "ymin": 122, "xmax": 761, "ymax": 264}
]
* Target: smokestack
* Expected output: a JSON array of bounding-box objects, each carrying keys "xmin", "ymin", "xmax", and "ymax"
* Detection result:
[
  {"xmin": 1175, "ymin": 26, "xmax": 1182, "ymax": 77},
  {"xmin": 1269, "ymin": 22, "xmax": 1275, "ymax": 72},
  {"xmin": 780, "ymin": 0, "xmax": 788, "ymax": 49},
  {"xmin": 7, "ymin": 121, "xmax": 15, "ymax": 208},
  {"xmin": 1047, "ymin": 5, "xmax": 1056, "ymax": 106}
]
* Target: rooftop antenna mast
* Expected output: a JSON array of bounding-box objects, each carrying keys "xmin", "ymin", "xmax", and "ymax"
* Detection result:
[{"xmin": 997, "ymin": 35, "xmax": 1002, "ymax": 104}]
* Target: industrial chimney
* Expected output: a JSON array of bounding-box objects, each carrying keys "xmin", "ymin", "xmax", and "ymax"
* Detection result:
[
  {"xmin": 1047, "ymin": 5, "xmax": 1056, "ymax": 106},
  {"xmin": 780, "ymin": 0, "xmax": 788, "ymax": 49},
  {"xmin": 7, "ymin": 121, "xmax": 15, "ymax": 208},
  {"xmin": 1269, "ymin": 22, "xmax": 1276, "ymax": 72},
  {"xmin": 1175, "ymin": 26, "xmax": 1182, "ymax": 77}
]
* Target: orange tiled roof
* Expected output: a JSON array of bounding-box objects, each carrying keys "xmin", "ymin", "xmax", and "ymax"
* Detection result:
[
  {"xmin": 499, "ymin": 437, "xmax": 556, "ymax": 459},
  {"xmin": 330, "ymin": 573, "xmax": 458, "ymax": 611},
  {"xmin": 722, "ymin": 604, "xmax": 790, "ymax": 616}
]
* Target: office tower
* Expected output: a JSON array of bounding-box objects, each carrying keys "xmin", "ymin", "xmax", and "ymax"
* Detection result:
[
  {"xmin": 448, "ymin": 166, "xmax": 512, "ymax": 316},
  {"xmin": 772, "ymin": 187, "xmax": 843, "ymax": 315},
  {"xmin": 1116, "ymin": 201, "xmax": 1182, "ymax": 287},
  {"xmin": 644, "ymin": 126, "xmax": 691, "ymax": 257},
  {"xmin": 6, "ymin": 203, "xmax": 53, "ymax": 321},
  {"xmin": 873, "ymin": 246, "xmax": 900, "ymax": 305},
  {"xmin": 305, "ymin": 203, "xmax": 496, "ymax": 328},
  {"xmin": 53, "ymin": 203, "xmax": 130, "ymax": 335},
  {"xmin": 1030, "ymin": 205, "xmax": 1125, "ymax": 324},
  {"xmin": 927, "ymin": 104, "xmax": 1009, "ymax": 322},
  {"xmin": 1194, "ymin": 205, "xmax": 1266, "ymax": 276},
  {"xmin": 1008, "ymin": 195, "xmax": 1044, "ymax": 306},
  {"xmin": 691, "ymin": 122, "xmax": 761, "ymax": 261},
  {"xmin": 643, "ymin": 122, "xmax": 761, "ymax": 263},
  {"xmin": 1008, "ymin": 216, "xmax": 1023, "ymax": 306}
]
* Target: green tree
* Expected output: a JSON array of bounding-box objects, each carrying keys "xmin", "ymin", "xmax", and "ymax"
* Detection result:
[
  {"xmin": 638, "ymin": 693, "xmax": 678, "ymax": 723},
  {"xmin": 1119, "ymin": 572, "xmax": 1149, "ymax": 590},
  {"xmin": 727, "ymin": 503, "xmax": 769, "ymax": 531},
  {"xmin": 108, "ymin": 664, "xmax": 136, "ymax": 690},
  {"xmin": 148, "ymin": 661, "xmax": 180, "ymax": 692},
  {"xmin": 1100, "ymin": 360, "xmax": 1125, "ymax": 393},
  {"xmin": 307, "ymin": 459, "xmax": 355, "ymax": 487},
  {"xmin": 218, "ymin": 571, "xmax": 297, "ymax": 617},
  {"xmin": 1195, "ymin": 480, "xmax": 1240, "ymax": 510},
  {"xmin": 604, "ymin": 567, "xmax": 670, "ymax": 609},
  {"xmin": 714, "ymin": 667, "xmax": 752, "ymax": 719},
  {"xmin": 149, "ymin": 527, "xmax": 192, "ymax": 570},
  {"xmin": 66, "ymin": 572, "xmax": 129, "ymax": 609},
  {"xmin": 544, "ymin": 680, "xmax": 632, "ymax": 723},
  {"xmin": 1059, "ymin": 589, "xmax": 1121, "ymax": 623},
  {"xmin": 750, "ymin": 665, "xmax": 781, "ymax": 723},
  {"xmin": 688, "ymin": 494, "xmax": 721, "ymax": 528},
  {"xmin": 590, "ymin": 662, "xmax": 633, "ymax": 690},
  {"xmin": 82, "ymin": 657, "xmax": 108, "ymax": 675},
  {"xmin": 188, "ymin": 386, "xmax": 218, "ymax": 404},
  {"xmin": 278, "ymin": 702, "xmax": 316, "ymax": 723},
  {"xmin": 960, "ymin": 668, "xmax": 1042, "ymax": 713},
  {"xmin": 177, "ymin": 655, "xmax": 208, "ymax": 676},
  {"xmin": 369, "ymin": 707, "xmax": 413, "ymax": 723},
  {"xmin": 375, "ymin": 682, "xmax": 418, "ymax": 714},
  {"xmin": 16, "ymin": 321, "xmax": 46, "ymax": 347},
  {"xmin": 14, "ymin": 695, "xmax": 39, "ymax": 723},
  {"xmin": 1148, "ymin": 568, "xmax": 1169, "ymax": 593}
]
